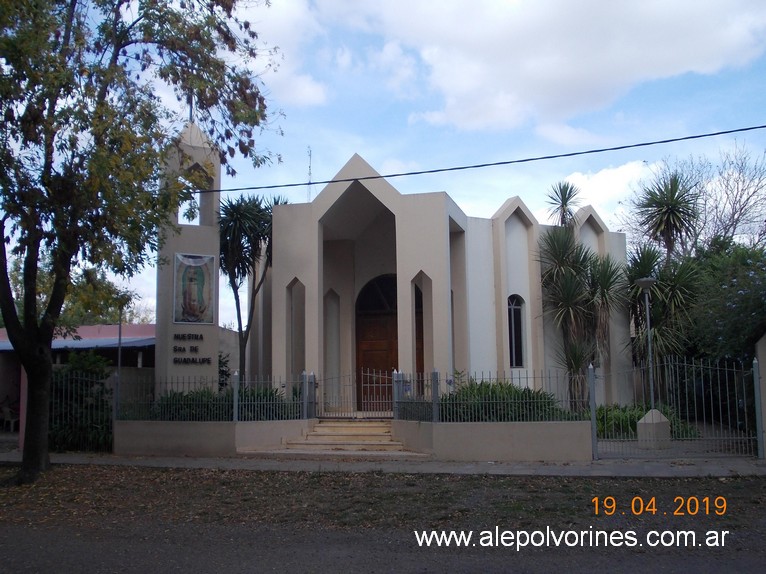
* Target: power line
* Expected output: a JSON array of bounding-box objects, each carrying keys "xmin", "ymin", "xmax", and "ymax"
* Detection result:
[{"xmin": 201, "ymin": 123, "xmax": 766, "ymax": 194}]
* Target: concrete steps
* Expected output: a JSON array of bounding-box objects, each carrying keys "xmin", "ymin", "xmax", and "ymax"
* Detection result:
[{"xmin": 286, "ymin": 419, "xmax": 405, "ymax": 452}]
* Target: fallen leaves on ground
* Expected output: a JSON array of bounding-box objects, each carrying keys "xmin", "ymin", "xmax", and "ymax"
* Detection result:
[{"xmin": 0, "ymin": 463, "xmax": 764, "ymax": 534}]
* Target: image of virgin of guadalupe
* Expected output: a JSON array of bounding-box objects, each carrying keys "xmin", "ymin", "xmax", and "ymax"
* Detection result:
[{"xmin": 174, "ymin": 254, "xmax": 214, "ymax": 323}]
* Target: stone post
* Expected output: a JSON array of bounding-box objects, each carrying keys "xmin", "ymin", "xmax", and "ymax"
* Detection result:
[{"xmin": 637, "ymin": 409, "xmax": 671, "ymax": 450}]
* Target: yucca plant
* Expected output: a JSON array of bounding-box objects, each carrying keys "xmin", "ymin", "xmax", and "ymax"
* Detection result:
[
  {"xmin": 627, "ymin": 245, "xmax": 697, "ymax": 365},
  {"xmin": 556, "ymin": 339, "xmax": 595, "ymax": 412},
  {"xmin": 546, "ymin": 181, "xmax": 582, "ymax": 227},
  {"xmin": 636, "ymin": 170, "xmax": 699, "ymax": 263},
  {"xmin": 539, "ymin": 220, "xmax": 627, "ymax": 397},
  {"xmin": 588, "ymin": 254, "xmax": 628, "ymax": 361}
]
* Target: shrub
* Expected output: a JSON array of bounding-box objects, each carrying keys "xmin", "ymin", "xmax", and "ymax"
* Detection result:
[
  {"xmin": 437, "ymin": 380, "xmax": 574, "ymax": 422},
  {"xmin": 151, "ymin": 388, "xmax": 230, "ymax": 421},
  {"xmin": 148, "ymin": 385, "xmax": 301, "ymax": 421},
  {"xmin": 596, "ymin": 404, "xmax": 700, "ymax": 439},
  {"xmin": 236, "ymin": 386, "xmax": 301, "ymax": 421},
  {"xmin": 50, "ymin": 365, "xmax": 113, "ymax": 452}
]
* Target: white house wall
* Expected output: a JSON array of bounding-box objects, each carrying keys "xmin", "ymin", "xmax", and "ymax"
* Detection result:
[
  {"xmin": 605, "ymin": 230, "xmax": 632, "ymax": 404},
  {"xmin": 503, "ymin": 212, "xmax": 534, "ymax": 374},
  {"xmin": 395, "ymin": 192, "xmax": 454, "ymax": 374},
  {"xmin": 322, "ymin": 240, "xmax": 355, "ymax": 380},
  {"xmin": 578, "ymin": 217, "xmax": 601, "ymax": 254},
  {"xmin": 464, "ymin": 217, "xmax": 497, "ymax": 371},
  {"xmin": 271, "ymin": 203, "xmax": 314, "ymax": 381},
  {"xmin": 354, "ymin": 211, "xmax": 397, "ymax": 293}
]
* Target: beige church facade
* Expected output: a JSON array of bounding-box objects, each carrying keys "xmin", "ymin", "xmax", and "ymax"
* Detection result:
[{"xmin": 250, "ymin": 154, "xmax": 632, "ymax": 406}]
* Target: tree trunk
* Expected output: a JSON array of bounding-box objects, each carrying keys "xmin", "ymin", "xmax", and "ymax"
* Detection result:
[
  {"xmin": 239, "ymin": 332, "xmax": 247, "ymax": 386},
  {"xmin": 18, "ymin": 350, "xmax": 53, "ymax": 484}
]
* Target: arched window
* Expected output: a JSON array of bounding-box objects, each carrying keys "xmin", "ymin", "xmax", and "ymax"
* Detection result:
[{"xmin": 507, "ymin": 294, "xmax": 524, "ymax": 368}]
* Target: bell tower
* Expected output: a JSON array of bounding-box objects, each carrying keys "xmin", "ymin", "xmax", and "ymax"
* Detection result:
[{"xmin": 155, "ymin": 123, "xmax": 221, "ymax": 381}]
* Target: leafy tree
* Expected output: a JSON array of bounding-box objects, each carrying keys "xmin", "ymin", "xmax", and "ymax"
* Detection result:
[
  {"xmin": 686, "ymin": 239, "xmax": 766, "ymax": 362},
  {"xmin": 0, "ymin": 0, "xmax": 275, "ymax": 483},
  {"xmin": 588, "ymin": 254, "xmax": 627, "ymax": 361},
  {"xmin": 7, "ymin": 257, "xmax": 137, "ymax": 327},
  {"xmin": 219, "ymin": 195, "xmax": 285, "ymax": 381}
]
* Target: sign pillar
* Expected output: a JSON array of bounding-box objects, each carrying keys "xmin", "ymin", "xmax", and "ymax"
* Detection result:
[{"xmin": 155, "ymin": 123, "xmax": 221, "ymax": 382}]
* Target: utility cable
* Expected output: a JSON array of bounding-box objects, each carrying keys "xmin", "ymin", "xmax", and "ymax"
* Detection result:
[{"xmin": 200, "ymin": 123, "xmax": 766, "ymax": 194}]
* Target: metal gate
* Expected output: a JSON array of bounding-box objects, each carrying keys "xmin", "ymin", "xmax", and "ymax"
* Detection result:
[
  {"xmin": 316, "ymin": 369, "xmax": 394, "ymax": 418},
  {"xmin": 597, "ymin": 357, "xmax": 759, "ymax": 458}
]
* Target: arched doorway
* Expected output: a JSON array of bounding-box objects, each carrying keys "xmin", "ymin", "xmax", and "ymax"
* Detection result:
[{"xmin": 356, "ymin": 275, "xmax": 422, "ymax": 412}]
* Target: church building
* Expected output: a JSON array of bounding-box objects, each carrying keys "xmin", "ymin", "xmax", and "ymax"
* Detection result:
[{"xmin": 249, "ymin": 154, "xmax": 632, "ymax": 407}]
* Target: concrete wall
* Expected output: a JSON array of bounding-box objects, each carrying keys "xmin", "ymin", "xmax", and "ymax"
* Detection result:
[
  {"xmin": 464, "ymin": 217, "xmax": 497, "ymax": 371},
  {"xmin": 756, "ymin": 336, "xmax": 766, "ymax": 458},
  {"xmin": 114, "ymin": 421, "xmax": 236, "ymax": 457},
  {"xmin": 114, "ymin": 419, "xmax": 314, "ymax": 457},
  {"xmin": 392, "ymin": 420, "xmax": 592, "ymax": 462},
  {"xmin": 491, "ymin": 199, "xmax": 545, "ymax": 373},
  {"xmin": 235, "ymin": 419, "xmax": 314, "ymax": 451}
]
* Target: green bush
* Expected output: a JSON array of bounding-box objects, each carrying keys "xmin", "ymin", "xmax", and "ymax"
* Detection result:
[
  {"xmin": 50, "ymin": 366, "xmax": 113, "ymax": 452},
  {"xmin": 151, "ymin": 388, "xmax": 231, "ymax": 421},
  {"xmin": 236, "ymin": 386, "xmax": 301, "ymax": 421},
  {"xmin": 149, "ymin": 385, "xmax": 301, "ymax": 421},
  {"xmin": 424, "ymin": 380, "xmax": 576, "ymax": 423},
  {"xmin": 596, "ymin": 404, "xmax": 700, "ymax": 439}
]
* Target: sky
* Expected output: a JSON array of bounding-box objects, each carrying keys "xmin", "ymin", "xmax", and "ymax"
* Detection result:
[{"xmin": 123, "ymin": 0, "xmax": 766, "ymax": 327}]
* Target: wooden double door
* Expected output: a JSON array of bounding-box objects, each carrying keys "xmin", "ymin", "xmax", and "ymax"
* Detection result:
[
  {"xmin": 355, "ymin": 275, "xmax": 424, "ymax": 412},
  {"xmin": 356, "ymin": 313, "xmax": 397, "ymax": 411}
]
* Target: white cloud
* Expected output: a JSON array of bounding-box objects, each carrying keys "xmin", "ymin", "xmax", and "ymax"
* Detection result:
[
  {"xmin": 305, "ymin": 0, "xmax": 766, "ymax": 135},
  {"xmin": 370, "ymin": 41, "xmax": 418, "ymax": 96},
  {"xmin": 270, "ymin": 72, "xmax": 327, "ymax": 107},
  {"xmin": 566, "ymin": 161, "xmax": 653, "ymax": 228},
  {"xmin": 238, "ymin": 0, "xmax": 328, "ymax": 107}
]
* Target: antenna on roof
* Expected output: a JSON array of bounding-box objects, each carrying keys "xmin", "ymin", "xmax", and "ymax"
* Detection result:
[
  {"xmin": 307, "ymin": 146, "xmax": 313, "ymax": 202},
  {"xmin": 187, "ymin": 92, "xmax": 194, "ymax": 124}
]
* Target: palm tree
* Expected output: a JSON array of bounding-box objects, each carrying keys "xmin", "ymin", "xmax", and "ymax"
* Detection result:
[
  {"xmin": 636, "ymin": 171, "xmax": 698, "ymax": 263},
  {"xmin": 626, "ymin": 244, "xmax": 697, "ymax": 364},
  {"xmin": 540, "ymin": 221, "xmax": 627, "ymax": 410},
  {"xmin": 588, "ymin": 254, "xmax": 627, "ymax": 362},
  {"xmin": 625, "ymin": 244, "xmax": 663, "ymax": 336},
  {"xmin": 219, "ymin": 195, "xmax": 286, "ymax": 382},
  {"xmin": 546, "ymin": 181, "xmax": 582, "ymax": 227},
  {"xmin": 539, "ymin": 225, "xmax": 592, "ymax": 289}
]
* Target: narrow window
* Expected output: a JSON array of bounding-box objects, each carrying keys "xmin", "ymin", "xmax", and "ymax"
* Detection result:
[{"xmin": 507, "ymin": 295, "xmax": 524, "ymax": 368}]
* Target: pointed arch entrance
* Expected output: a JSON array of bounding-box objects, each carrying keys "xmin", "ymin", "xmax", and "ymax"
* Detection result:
[{"xmin": 356, "ymin": 275, "xmax": 423, "ymax": 411}]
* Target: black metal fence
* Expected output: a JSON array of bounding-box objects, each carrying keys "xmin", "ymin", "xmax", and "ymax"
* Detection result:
[
  {"xmin": 117, "ymin": 373, "xmax": 316, "ymax": 422},
  {"xmin": 49, "ymin": 370, "xmax": 113, "ymax": 453},
  {"xmin": 393, "ymin": 370, "xmax": 585, "ymax": 423},
  {"xmin": 47, "ymin": 358, "xmax": 764, "ymax": 459},
  {"xmin": 596, "ymin": 357, "xmax": 760, "ymax": 458}
]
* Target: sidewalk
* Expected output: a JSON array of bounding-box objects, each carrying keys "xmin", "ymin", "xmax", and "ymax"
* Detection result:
[{"xmin": 1, "ymin": 443, "xmax": 765, "ymax": 478}]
